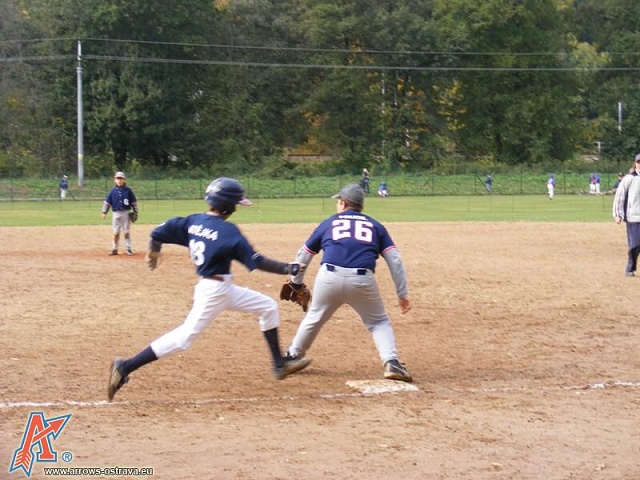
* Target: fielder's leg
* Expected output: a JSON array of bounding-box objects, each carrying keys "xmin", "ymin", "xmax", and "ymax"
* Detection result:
[
  {"xmin": 111, "ymin": 212, "xmax": 123, "ymax": 255},
  {"xmin": 111, "ymin": 234, "xmax": 120, "ymax": 255},
  {"xmin": 349, "ymin": 276, "xmax": 412, "ymax": 382},
  {"xmin": 123, "ymin": 214, "xmax": 132, "ymax": 255},
  {"xmin": 287, "ymin": 268, "xmax": 342, "ymax": 359},
  {"xmin": 124, "ymin": 233, "xmax": 132, "ymax": 255}
]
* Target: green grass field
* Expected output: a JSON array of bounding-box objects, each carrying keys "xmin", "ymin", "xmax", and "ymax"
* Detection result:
[{"xmin": 0, "ymin": 194, "xmax": 615, "ymax": 226}]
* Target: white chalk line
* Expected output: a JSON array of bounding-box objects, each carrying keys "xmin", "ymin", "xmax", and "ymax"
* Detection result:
[
  {"xmin": 1, "ymin": 380, "xmax": 639, "ymax": 410},
  {"xmin": 0, "ymin": 393, "xmax": 366, "ymax": 410},
  {"xmin": 443, "ymin": 380, "xmax": 640, "ymax": 393}
]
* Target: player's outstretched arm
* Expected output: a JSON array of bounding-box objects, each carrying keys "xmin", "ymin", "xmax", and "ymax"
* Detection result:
[{"xmin": 256, "ymin": 256, "xmax": 306, "ymax": 276}]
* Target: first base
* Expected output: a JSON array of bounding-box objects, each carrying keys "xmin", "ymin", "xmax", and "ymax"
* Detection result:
[{"xmin": 346, "ymin": 379, "xmax": 420, "ymax": 395}]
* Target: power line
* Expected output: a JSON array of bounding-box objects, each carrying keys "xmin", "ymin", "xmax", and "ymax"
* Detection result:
[
  {"xmin": 82, "ymin": 37, "xmax": 571, "ymax": 56},
  {"xmin": 77, "ymin": 37, "xmax": 640, "ymax": 57},
  {"xmin": 0, "ymin": 55, "xmax": 74, "ymax": 63},
  {"xmin": 3, "ymin": 36, "xmax": 640, "ymax": 57},
  {"xmin": 0, "ymin": 37, "xmax": 72, "ymax": 44},
  {"xmin": 81, "ymin": 54, "xmax": 638, "ymax": 71},
  {"xmin": 1, "ymin": 53, "xmax": 637, "ymax": 71},
  {"xmin": 1, "ymin": 36, "xmax": 638, "ymax": 70}
]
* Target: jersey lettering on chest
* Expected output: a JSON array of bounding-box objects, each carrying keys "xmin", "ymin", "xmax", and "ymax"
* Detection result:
[{"xmin": 187, "ymin": 224, "xmax": 221, "ymax": 267}]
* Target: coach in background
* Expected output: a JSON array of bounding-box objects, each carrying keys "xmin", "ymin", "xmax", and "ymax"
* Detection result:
[{"xmin": 613, "ymin": 154, "xmax": 640, "ymax": 277}]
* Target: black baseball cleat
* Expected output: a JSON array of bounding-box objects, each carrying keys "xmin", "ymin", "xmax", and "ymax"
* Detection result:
[
  {"xmin": 109, "ymin": 249, "xmax": 118, "ymax": 256},
  {"xmin": 384, "ymin": 359, "xmax": 413, "ymax": 383},
  {"xmin": 273, "ymin": 355, "xmax": 311, "ymax": 380},
  {"xmin": 107, "ymin": 357, "xmax": 129, "ymax": 401}
]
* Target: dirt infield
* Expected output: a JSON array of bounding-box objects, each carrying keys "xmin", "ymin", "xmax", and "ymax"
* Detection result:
[{"xmin": 1, "ymin": 222, "xmax": 639, "ymax": 480}]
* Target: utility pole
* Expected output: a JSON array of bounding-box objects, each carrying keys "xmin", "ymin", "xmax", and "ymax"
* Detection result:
[
  {"xmin": 618, "ymin": 101, "xmax": 623, "ymax": 133},
  {"xmin": 77, "ymin": 40, "xmax": 84, "ymax": 186}
]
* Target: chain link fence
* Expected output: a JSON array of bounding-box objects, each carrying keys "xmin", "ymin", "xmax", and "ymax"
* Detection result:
[{"xmin": 0, "ymin": 171, "xmax": 623, "ymax": 202}]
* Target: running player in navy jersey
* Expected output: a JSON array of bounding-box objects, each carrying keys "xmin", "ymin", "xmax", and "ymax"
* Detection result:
[
  {"xmin": 107, "ymin": 177, "xmax": 310, "ymax": 401},
  {"xmin": 284, "ymin": 183, "xmax": 413, "ymax": 382}
]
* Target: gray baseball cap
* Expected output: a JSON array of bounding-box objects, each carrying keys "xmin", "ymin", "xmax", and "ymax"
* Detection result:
[{"xmin": 332, "ymin": 183, "xmax": 365, "ymax": 207}]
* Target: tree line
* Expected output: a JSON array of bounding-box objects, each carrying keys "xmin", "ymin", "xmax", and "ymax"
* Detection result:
[{"xmin": 1, "ymin": 0, "xmax": 640, "ymax": 179}]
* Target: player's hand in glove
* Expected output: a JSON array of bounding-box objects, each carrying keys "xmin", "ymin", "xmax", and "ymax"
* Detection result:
[
  {"xmin": 129, "ymin": 208, "xmax": 139, "ymax": 223},
  {"xmin": 287, "ymin": 262, "xmax": 307, "ymax": 276},
  {"xmin": 145, "ymin": 250, "xmax": 162, "ymax": 270},
  {"xmin": 280, "ymin": 281, "xmax": 312, "ymax": 312}
]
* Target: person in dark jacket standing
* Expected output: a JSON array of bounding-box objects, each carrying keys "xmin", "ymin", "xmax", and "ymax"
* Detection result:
[
  {"xmin": 59, "ymin": 175, "xmax": 69, "ymax": 200},
  {"xmin": 360, "ymin": 168, "xmax": 370, "ymax": 193},
  {"xmin": 484, "ymin": 174, "xmax": 493, "ymax": 193}
]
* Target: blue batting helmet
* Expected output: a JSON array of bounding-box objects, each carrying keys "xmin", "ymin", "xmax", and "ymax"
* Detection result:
[{"xmin": 204, "ymin": 177, "xmax": 252, "ymax": 215}]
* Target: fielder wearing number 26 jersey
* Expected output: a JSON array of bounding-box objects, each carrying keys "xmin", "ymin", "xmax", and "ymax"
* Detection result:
[{"xmin": 284, "ymin": 183, "xmax": 412, "ymax": 382}]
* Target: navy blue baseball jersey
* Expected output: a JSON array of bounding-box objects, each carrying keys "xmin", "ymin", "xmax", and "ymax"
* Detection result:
[
  {"xmin": 150, "ymin": 213, "xmax": 263, "ymax": 277},
  {"xmin": 104, "ymin": 185, "xmax": 137, "ymax": 211},
  {"xmin": 302, "ymin": 209, "xmax": 396, "ymax": 271}
]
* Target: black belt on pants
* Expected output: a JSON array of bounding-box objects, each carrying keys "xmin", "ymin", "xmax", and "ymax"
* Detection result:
[
  {"xmin": 203, "ymin": 275, "xmax": 224, "ymax": 282},
  {"xmin": 325, "ymin": 264, "xmax": 368, "ymax": 275}
]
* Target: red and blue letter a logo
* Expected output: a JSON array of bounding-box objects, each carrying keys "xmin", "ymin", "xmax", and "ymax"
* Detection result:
[{"xmin": 9, "ymin": 412, "xmax": 72, "ymax": 478}]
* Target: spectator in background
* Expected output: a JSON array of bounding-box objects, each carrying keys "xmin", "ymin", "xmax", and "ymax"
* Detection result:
[
  {"xmin": 360, "ymin": 168, "xmax": 371, "ymax": 193},
  {"xmin": 589, "ymin": 173, "xmax": 597, "ymax": 194},
  {"xmin": 610, "ymin": 172, "xmax": 624, "ymax": 194},
  {"xmin": 595, "ymin": 172, "xmax": 601, "ymax": 195},
  {"xmin": 378, "ymin": 180, "xmax": 389, "ymax": 198},
  {"xmin": 59, "ymin": 175, "xmax": 69, "ymax": 200},
  {"xmin": 547, "ymin": 174, "xmax": 555, "ymax": 200},
  {"xmin": 484, "ymin": 174, "xmax": 493, "ymax": 193}
]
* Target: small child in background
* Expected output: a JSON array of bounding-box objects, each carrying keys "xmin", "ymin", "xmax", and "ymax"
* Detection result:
[{"xmin": 378, "ymin": 181, "xmax": 389, "ymax": 198}]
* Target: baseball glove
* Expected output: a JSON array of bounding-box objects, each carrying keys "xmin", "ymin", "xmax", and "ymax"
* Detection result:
[
  {"xmin": 129, "ymin": 209, "xmax": 139, "ymax": 223},
  {"xmin": 280, "ymin": 281, "xmax": 311, "ymax": 312}
]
